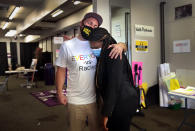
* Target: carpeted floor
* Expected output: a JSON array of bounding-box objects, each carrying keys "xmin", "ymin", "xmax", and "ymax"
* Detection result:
[{"xmin": 0, "ymin": 75, "xmax": 195, "ymax": 131}]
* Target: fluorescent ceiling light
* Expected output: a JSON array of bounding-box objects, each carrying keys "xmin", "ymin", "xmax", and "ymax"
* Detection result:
[
  {"xmin": 5, "ymin": 30, "xmax": 17, "ymax": 37},
  {"xmin": 24, "ymin": 35, "xmax": 40, "ymax": 42},
  {"xmin": 2, "ymin": 22, "xmax": 9, "ymax": 30},
  {"xmin": 74, "ymin": 1, "xmax": 81, "ymax": 5},
  {"xmin": 9, "ymin": 7, "xmax": 20, "ymax": 20},
  {"xmin": 19, "ymin": 34, "xmax": 25, "ymax": 37},
  {"xmin": 51, "ymin": 9, "xmax": 63, "ymax": 17}
]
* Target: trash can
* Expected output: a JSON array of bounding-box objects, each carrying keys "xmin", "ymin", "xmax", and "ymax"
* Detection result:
[{"xmin": 44, "ymin": 63, "xmax": 55, "ymax": 85}]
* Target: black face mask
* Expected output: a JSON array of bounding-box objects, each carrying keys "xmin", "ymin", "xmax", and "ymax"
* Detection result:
[{"xmin": 80, "ymin": 25, "xmax": 94, "ymax": 40}]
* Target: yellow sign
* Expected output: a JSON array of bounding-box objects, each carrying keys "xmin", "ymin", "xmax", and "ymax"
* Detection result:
[{"xmin": 135, "ymin": 40, "xmax": 148, "ymax": 52}]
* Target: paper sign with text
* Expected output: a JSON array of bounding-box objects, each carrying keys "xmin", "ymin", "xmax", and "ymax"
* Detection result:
[
  {"xmin": 135, "ymin": 24, "xmax": 154, "ymax": 37},
  {"xmin": 135, "ymin": 40, "xmax": 148, "ymax": 53}
]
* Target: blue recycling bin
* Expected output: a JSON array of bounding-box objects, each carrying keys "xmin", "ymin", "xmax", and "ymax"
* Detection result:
[{"xmin": 44, "ymin": 63, "xmax": 55, "ymax": 85}]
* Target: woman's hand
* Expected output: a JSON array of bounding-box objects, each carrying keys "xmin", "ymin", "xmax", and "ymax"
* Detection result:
[
  {"xmin": 108, "ymin": 42, "xmax": 127, "ymax": 60},
  {"xmin": 103, "ymin": 116, "xmax": 108, "ymax": 131}
]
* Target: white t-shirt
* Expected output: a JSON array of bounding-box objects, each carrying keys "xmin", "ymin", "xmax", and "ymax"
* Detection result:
[{"xmin": 56, "ymin": 37, "xmax": 97, "ymax": 105}]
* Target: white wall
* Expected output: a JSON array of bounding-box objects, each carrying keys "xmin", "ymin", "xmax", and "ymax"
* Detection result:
[
  {"xmin": 110, "ymin": 0, "xmax": 130, "ymax": 8},
  {"xmin": 111, "ymin": 7, "xmax": 130, "ymax": 43},
  {"xmin": 164, "ymin": 0, "xmax": 195, "ymax": 86},
  {"xmin": 131, "ymin": 0, "xmax": 161, "ymax": 87},
  {"xmin": 93, "ymin": 0, "xmax": 111, "ymax": 31}
]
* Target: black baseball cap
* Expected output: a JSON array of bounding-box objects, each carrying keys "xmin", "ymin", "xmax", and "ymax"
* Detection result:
[{"xmin": 82, "ymin": 12, "xmax": 103, "ymax": 26}]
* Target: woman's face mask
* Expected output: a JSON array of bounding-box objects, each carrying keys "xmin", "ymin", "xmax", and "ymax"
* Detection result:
[
  {"xmin": 92, "ymin": 48, "xmax": 102, "ymax": 58},
  {"xmin": 80, "ymin": 25, "xmax": 94, "ymax": 40}
]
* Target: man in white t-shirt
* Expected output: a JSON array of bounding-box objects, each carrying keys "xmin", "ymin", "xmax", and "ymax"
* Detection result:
[{"xmin": 56, "ymin": 12, "xmax": 126, "ymax": 131}]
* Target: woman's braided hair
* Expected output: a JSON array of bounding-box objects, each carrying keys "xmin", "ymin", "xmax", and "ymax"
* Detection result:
[{"xmin": 89, "ymin": 27, "xmax": 117, "ymax": 89}]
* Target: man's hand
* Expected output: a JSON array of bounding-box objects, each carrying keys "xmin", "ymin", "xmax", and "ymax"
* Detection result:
[
  {"xmin": 57, "ymin": 93, "xmax": 67, "ymax": 105},
  {"xmin": 108, "ymin": 42, "xmax": 127, "ymax": 60},
  {"xmin": 103, "ymin": 116, "xmax": 108, "ymax": 131}
]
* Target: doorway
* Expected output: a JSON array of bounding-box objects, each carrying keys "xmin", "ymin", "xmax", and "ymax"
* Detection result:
[{"xmin": 110, "ymin": 0, "xmax": 131, "ymax": 64}]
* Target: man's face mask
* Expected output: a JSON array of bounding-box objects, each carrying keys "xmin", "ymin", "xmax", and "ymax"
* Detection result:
[
  {"xmin": 92, "ymin": 48, "xmax": 102, "ymax": 58},
  {"xmin": 81, "ymin": 25, "xmax": 94, "ymax": 40}
]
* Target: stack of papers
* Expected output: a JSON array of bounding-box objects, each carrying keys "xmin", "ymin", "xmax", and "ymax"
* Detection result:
[{"xmin": 171, "ymin": 86, "xmax": 195, "ymax": 96}]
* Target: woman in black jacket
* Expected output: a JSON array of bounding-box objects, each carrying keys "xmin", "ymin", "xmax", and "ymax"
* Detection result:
[{"xmin": 89, "ymin": 27, "xmax": 138, "ymax": 131}]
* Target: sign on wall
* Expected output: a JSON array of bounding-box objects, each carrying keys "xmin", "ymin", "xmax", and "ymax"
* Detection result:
[
  {"xmin": 173, "ymin": 39, "xmax": 190, "ymax": 53},
  {"xmin": 135, "ymin": 24, "xmax": 154, "ymax": 37},
  {"xmin": 113, "ymin": 24, "xmax": 121, "ymax": 37},
  {"xmin": 135, "ymin": 40, "xmax": 148, "ymax": 53},
  {"xmin": 53, "ymin": 37, "xmax": 64, "ymax": 44}
]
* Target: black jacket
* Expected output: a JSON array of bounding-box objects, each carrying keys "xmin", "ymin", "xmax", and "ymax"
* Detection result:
[{"xmin": 97, "ymin": 48, "xmax": 137, "ymax": 117}]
